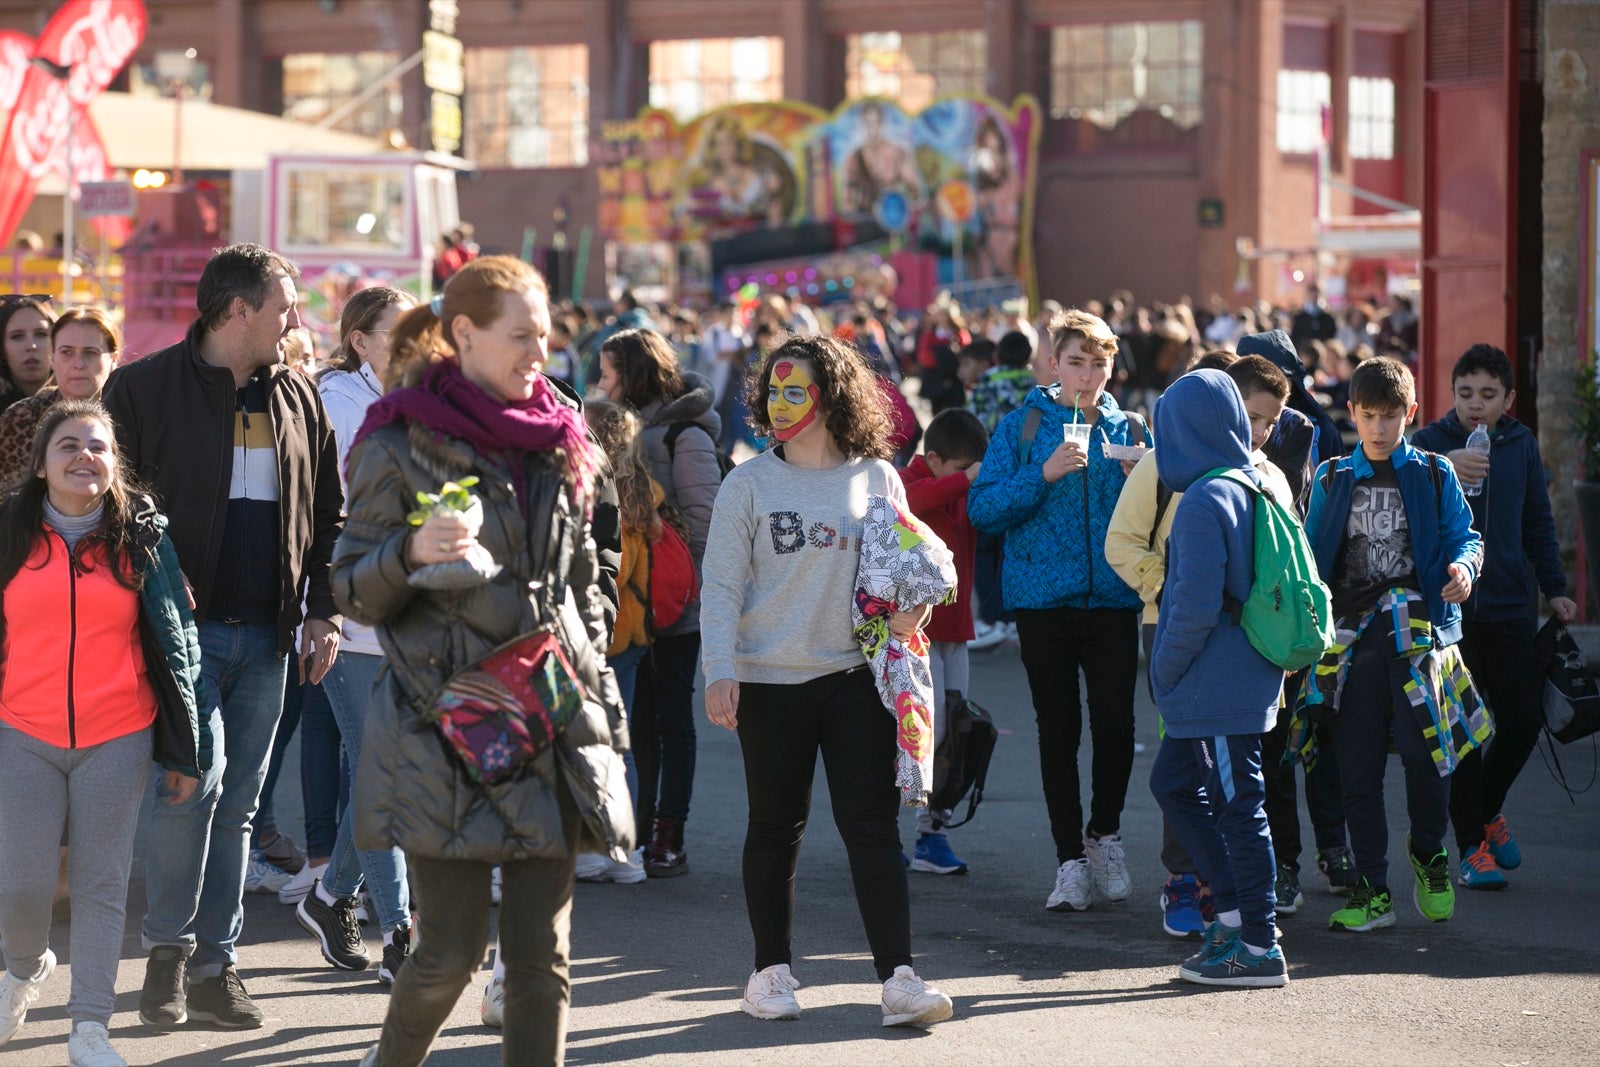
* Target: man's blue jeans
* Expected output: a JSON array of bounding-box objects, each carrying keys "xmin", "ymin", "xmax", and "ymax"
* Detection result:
[
  {"xmin": 143, "ymin": 621, "xmax": 287, "ymax": 981},
  {"xmin": 321, "ymin": 652, "xmax": 411, "ymax": 933}
]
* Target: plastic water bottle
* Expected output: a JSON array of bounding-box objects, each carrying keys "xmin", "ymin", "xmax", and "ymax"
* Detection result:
[{"xmin": 1463, "ymin": 422, "xmax": 1491, "ymax": 496}]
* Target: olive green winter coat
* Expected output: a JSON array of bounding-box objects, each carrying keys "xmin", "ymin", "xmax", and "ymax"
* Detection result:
[{"xmin": 333, "ymin": 420, "xmax": 634, "ymax": 863}]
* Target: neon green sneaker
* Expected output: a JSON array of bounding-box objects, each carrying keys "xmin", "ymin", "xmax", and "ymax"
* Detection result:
[
  {"xmin": 1328, "ymin": 878, "xmax": 1395, "ymax": 931},
  {"xmin": 1408, "ymin": 838, "xmax": 1455, "ymax": 922}
]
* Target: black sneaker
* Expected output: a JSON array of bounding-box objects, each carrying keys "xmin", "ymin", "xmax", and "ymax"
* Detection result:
[
  {"xmin": 1274, "ymin": 864, "xmax": 1304, "ymax": 915},
  {"xmin": 296, "ymin": 885, "xmax": 371, "ymax": 971},
  {"xmin": 138, "ymin": 946, "xmax": 187, "ymax": 1029},
  {"xmin": 1317, "ymin": 845, "xmax": 1359, "ymax": 894},
  {"xmin": 378, "ymin": 925, "xmax": 411, "ymax": 987},
  {"xmin": 186, "ymin": 966, "xmax": 263, "ymax": 1029}
]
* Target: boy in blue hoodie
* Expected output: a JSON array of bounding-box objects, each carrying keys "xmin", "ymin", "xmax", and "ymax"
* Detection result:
[
  {"xmin": 969, "ymin": 309, "xmax": 1147, "ymax": 913},
  {"xmin": 1301, "ymin": 357, "xmax": 1486, "ymax": 932},
  {"xmin": 1411, "ymin": 344, "xmax": 1575, "ymax": 889},
  {"xmin": 1147, "ymin": 369, "xmax": 1289, "ymax": 988}
]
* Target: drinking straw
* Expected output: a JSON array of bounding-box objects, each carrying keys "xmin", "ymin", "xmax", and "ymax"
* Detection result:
[{"xmin": 1074, "ymin": 392, "xmax": 1082, "ymax": 423}]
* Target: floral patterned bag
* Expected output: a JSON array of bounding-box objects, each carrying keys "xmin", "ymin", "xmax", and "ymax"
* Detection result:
[{"xmin": 430, "ymin": 630, "xmax": 586, "ymax": 784}]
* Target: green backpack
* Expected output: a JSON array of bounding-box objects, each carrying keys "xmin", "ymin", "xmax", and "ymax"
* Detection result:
[{"xmin": 1199, "ymin": 467, "xmax": 1335, "ymax": 671}]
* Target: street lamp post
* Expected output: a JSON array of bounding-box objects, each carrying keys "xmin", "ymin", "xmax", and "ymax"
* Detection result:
[{"xmin": 155, "ymin": 48, "xmax": 197, "ymax": 187}]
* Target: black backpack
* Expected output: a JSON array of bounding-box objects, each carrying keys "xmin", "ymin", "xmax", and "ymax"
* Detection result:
[
  {"xmin": 928, "ymin": 697, "xmax": 998, "ymax": 829},
  {"xmin": 664, "ymin": 421, "xmax": 736, "ymax": 481}
]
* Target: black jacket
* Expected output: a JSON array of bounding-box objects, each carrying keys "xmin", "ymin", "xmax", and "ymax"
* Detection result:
[{"xmin": 102, "ymin": 320, "xmax": 344, "ymax": 655}]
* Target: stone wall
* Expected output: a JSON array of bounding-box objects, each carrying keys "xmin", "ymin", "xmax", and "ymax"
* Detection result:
[{"xmin": 1540, "ymin": 0, "xmax": 1600, "ymax": 577}]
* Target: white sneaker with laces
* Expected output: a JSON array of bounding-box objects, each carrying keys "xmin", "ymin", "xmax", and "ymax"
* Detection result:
[
  {"xmin": 574, "ymin": 853, "xmax": 611, "ymax": 882},
  {"xmin": 740, "ymin": 963, "xmax": 801, "ymax": 1020},
  {"xmin": 277, "ymin": 861, "xmax": 328, "ymax": 905},
  {"xmin": 1085, "ymin": 833, "xmax": 1132, "ymax": 901},
  {"xmin": 880, "ymin": 965, "xmax": 953, "ymax": 1027},
  {"xmin": 0, "ymin": 948, "xmax": 55, "ymax": 1045},
  {"xmin": 480, "ymin": 977, "xmax": 504, "ymax": 1028},
  {"xmin": 67, "ymin": 1020, "xmax": 126, "ymax": 1067},
  {"xmin": 1045, "ymin": 858, "xmax": 1092, "ymax": 911},
  {"xmin": 244, "ymin": 855, "xmax": 292, "ymax": 895}
]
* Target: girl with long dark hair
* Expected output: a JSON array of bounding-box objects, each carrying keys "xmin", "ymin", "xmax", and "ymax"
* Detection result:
[{"xmin": 0, "ymin": 400, "xmax": 206, "ymax": 1067}]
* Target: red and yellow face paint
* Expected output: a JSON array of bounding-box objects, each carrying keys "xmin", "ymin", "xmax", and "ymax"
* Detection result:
[{"xmin": 767, "ymin": 360, "xmax": 821, "ymax": 442}]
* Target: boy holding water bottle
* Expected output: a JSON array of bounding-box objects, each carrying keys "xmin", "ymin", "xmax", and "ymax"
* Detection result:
[
  {"xmin": 969, "ymin": 309, "xmax": 1148, "ymax": 912},
  {"xmin": 1412, "ymin": 344, "xmax": 1575, "ymax": 890}
]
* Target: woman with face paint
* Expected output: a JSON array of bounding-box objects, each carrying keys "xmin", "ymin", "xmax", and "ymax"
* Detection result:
[{"xmin": 699, "ymin": 335, "xmax": 954, "ymax": 1029}]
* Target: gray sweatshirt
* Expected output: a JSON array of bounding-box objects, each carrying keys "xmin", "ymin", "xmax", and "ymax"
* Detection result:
[{"xmin": 699, "ymin": 450, "xmax": 905, "ymax": 685}]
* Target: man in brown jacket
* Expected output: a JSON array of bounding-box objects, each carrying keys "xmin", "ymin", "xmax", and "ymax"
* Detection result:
[{"xmin": 103, "ymin": 243, "xmax": 344, "ymax": 1031}]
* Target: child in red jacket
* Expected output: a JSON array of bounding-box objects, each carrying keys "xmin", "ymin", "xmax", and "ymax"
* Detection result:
[{"xmin": 899, "ymin": 408, "xmax": 989, "ymax": 875}]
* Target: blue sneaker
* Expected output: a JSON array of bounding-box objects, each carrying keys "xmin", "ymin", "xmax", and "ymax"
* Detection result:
[
  {"xmin": 1160, "ymin": 875, "xmax": 1206, "ymax": 938},
  {"xmin": 1458, "ymin": 842, "xmax": 1508, "ymax": 890},
  {"xmin": 1179, "ymin": 941, "xmax": 1289, "ymax": 988},
  {"xmin": 1485, "ymin": 814, "xmax": 1521, "ymax": 870},
  {"xmin": 1180, "ymin": 921, "xmax": 1239, "ymax": 973},
  {"xmin": 910, "ymin": 833, "xmax": 968, "ymax": 875}
]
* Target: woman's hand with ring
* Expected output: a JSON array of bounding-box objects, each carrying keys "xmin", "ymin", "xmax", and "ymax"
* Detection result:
[{"xmin": 408, "ymin": 511, "xmax": 476, "ymax": 567}]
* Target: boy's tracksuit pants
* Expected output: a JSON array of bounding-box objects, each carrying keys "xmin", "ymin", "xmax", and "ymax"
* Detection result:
[{"xmin": 1150, "ymin": 732, "xmax": 1277, "ymax": 951}]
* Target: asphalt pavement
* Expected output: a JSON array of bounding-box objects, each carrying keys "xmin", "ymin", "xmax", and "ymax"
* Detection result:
[{"xmin": 5, "ymin": 637, "xmax": 1598, "ymax": 1066}]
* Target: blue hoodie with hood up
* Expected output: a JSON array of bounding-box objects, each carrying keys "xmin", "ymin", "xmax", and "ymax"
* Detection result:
[{"xmin": 1150, "ymin": 370, "xmax": 1284, "ymax": 738}]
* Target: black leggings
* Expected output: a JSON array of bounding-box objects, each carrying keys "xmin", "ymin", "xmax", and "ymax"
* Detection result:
[{"xmin": 737, "ymin": 666, "xmax": 912, "ymax": 981}]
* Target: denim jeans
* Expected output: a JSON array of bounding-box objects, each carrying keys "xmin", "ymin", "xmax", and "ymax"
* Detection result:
[
  {"xmin": 298, "ymin": 679, "xmax": 346, "ymax": 860},
  {"xmin": 253, "ymin": 676, "xmax": 301, "ymax": 846},
  {"xmin": 322, "ymin": 652, "xmax": 410, "ymax": 933},
  {"xmin": 143, "ymin": 621, "xmax": 288, "ymax": 981},
  {"xmin": 608, "ymin": 644, "xmax": 647, "ymax": 807}
]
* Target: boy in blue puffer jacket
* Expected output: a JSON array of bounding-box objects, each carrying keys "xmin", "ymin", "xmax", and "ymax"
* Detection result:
[
  {"xmin": 969, "ymin": 309, "xmax": 1146, "ymax": 914},
  {"xmin": 1302, "ymin": 357, "xmax": 1485, "ymax": 933},
  {"xmin": 1147, "ymin": 369, "xmax": 1288, "ymax": 988},
  {"xmin": 1411, "ymin": 344, "xmax": 1575, "ymax": 890}
]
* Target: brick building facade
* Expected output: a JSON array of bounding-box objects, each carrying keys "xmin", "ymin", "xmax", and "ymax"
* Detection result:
[{"xmin": 1, "ymin": 0, "xmax": 1424, "ymax": 308}]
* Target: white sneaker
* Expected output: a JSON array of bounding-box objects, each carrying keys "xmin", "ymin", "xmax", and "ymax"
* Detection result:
[
  {"xmin": 480, "ymin": 977, "xmax": 504, "ymax": 1028},
  {"xmin": 740, "ymin": 963, "xmax": 801, "ymax": 1020},
  {"xmin": 278, "ymin": 861, "xmax": 328, "ymax": 905},
  {"xmin": 1046, "ymin": 858, "xmax": 1092, "ymax": 911},
  {"xmin": 575, "ymin": 850, "xmax": 647, "ymax": 883},
  {"xmin": 67, "ymin": 1020, "xmax": 126, "ymax": 1067},
  {"xmin": 1002, "ymin": 622, "xmax": 1019, "ymax": 643},
  {"xmin": 574, "ymin": 853, "xmax": 610, "ymax": 882},
  {"xmin": 880, "ymin": 965, "xmax": 953, "ymax": 1027},
  {"xmin": 969, "ymin": 622, "xmax": 1006, "ymax": 650},
  {"xmin": 1085, "ymin": 833, "xmax": 1132, "ymax": 901},
  {"xmin": 490, "ymin": 866, "xmax": 502, "ymax": 906},
  {"xmin": 244, "ymin": 854, "xmax": 292, "ymax": 895},
  {"xmin": 0, "ymin": 948, "xmax": 55, "ymax": 1045}
]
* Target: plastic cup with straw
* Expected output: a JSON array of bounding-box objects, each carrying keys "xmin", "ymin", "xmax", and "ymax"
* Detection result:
[{"xmin": 1063, "ymin": 390, "xmax": 1092, "ymax": 451}]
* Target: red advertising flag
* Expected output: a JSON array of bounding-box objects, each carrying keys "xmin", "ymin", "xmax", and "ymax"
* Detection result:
[{"xmin": 0, "ymin": 0, "xmax": 147, "ymax": 246}]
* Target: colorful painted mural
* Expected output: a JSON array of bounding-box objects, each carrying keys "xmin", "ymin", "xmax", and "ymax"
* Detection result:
[{"xmin": 596, "ymin": 94, "xmax": 1041, "ymax": 301}]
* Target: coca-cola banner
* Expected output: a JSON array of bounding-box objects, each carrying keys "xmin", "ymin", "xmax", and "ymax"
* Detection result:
[{"xmin": 0, "ymin": 0, "xmax": 146, "ymax": 246}]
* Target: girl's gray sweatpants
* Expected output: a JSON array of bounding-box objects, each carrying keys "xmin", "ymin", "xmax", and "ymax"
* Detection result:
[{"xmin": 0, "ymin": 724, "xmax": 151, "ymax": 1026}]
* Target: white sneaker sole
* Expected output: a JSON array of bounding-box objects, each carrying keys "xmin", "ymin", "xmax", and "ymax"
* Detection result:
[
  {"xmin": 908, "ymin": 858, "xmax": 967, "ymax": 875},
  {"xmin": 883, "ymin": 997, "xmax": 954, "ymax": 1027},
  {"xmin": 1178, "ymin": 967, "xmax": 1289, "ymax": 988},
  {"xmin": 1045, "ymin": 897, "xmax": 1090, "ymax": 912},
  {"xmin": 740, "ymin": 999, "xmax": 800, "ymax": 1021},
  {"xmin": 1328, "ymin": 910, "xmax": 1396, "ymax": 932}
]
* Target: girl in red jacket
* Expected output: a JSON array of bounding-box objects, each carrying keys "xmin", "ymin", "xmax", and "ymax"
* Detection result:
[
  {"xmin": 898, "ymin": 408, "xmax": 989, "ymax": 875},
  {"xmin": 0, "ymin": 401, "xmax": 205, "ymax": 1067}
]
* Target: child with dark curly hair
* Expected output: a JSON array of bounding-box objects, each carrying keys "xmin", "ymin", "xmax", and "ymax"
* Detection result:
[{"xmin": 699, "ymin": 335, "xmax": 953, "ymax": 1029}]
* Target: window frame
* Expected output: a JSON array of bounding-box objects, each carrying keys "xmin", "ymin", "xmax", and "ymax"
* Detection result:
[
  {"xmin": 646, "ymin": 36, "xmax": 784, "ymax": 121},
  {"xmin": 842, "ymin": 29, "xmax": 989, "ymax": 115},
  {"xmin": 464, "ymin": 43, "xmax": 591, "ymax": 169},
  {"xmin": 1042, "ymin": 19, "xmax": 1205, "ymax": 155}
]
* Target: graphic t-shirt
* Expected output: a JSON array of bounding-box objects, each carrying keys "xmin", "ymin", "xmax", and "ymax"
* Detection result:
[
  {"xmin": 207, "ymin": 372, "xmax": 281, "ymax": 623},
  {"xmin": 1333, "ymin": 458, "xmax": 1417, "ymax": 617},
  {"xmin": 698, "ymin": 450, "xmax": 905, "ymax": 685}
]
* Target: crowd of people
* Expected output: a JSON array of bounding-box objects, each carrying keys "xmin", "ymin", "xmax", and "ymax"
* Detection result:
[{"xmin": 0, "ymin": 251, "xmax": 1573, "ymax": 1066}]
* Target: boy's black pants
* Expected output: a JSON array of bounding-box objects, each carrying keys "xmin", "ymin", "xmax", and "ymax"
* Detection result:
[
  {"xmin": 737, "ymin": 666, "xmax": 912, "ymax": 981},
  {"xmin": 1449, "ymin": 618, "xmax": 1543, "ymax": 852},
  {"xmin": 1332, "ymin": 627, "xmax": 1450, "ymax": 888},
  {"xmin": 1017, "ymin": 606, "xmax": 1139, "ymax": 863}
]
